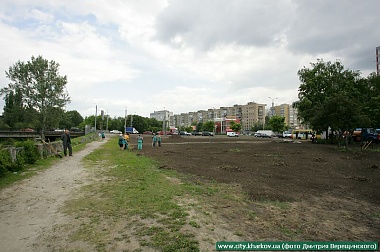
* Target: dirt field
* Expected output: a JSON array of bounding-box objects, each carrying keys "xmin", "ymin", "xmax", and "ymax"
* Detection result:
[{"xmin": 135, "ymin": 134, "xmax": 380, "ymax": 241}]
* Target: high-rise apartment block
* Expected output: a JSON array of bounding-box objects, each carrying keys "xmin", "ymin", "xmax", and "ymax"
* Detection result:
[{"xmin": 151, "ymin": 101, "xmax": 301, "ymax": 132}]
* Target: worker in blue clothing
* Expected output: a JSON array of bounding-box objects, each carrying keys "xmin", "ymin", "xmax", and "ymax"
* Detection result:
[
  {"xmin": 152, "ymin": 133, "xmax": 157, "ymax": 147},
  {"xmin": 137, "ymin": 134, "xmax": 143, "ymax": 150}
]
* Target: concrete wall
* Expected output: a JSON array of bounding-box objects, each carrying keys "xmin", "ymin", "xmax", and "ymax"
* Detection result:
[{"xmin": 4, "ymin": 133, "xmax": 98, "ymax": 162}]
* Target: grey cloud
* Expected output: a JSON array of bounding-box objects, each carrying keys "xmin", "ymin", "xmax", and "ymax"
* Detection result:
[
  {"xmin": 286, "ymin": 0, "xmax": 380, "ymax": 72},
  {"xmin": 154, "ymin": 0, "xmax": 292, "ymax": 50}
]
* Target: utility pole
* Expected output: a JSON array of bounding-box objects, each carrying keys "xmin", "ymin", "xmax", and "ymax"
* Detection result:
[
  {"xmin": 106, "ymin": 110, "xmax": 109, "ymax": 131},
  {"xmin": 163, "ymin": 107, "xmax": 166, "ymax": 136},
  {"xmin": 94, "ymin": 104, "xmax": 97, "ymax": 133},
  {"xmin": 124, "ymin": 107, "xmax": 127, "ymax": 135}
]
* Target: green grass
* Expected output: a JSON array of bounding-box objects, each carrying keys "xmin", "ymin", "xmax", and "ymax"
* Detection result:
[
  {"xmin": 63, "ymin": 139, "xmax": 202, "ymax": 251},
  {"xmin": 0, "ymin": 156, "xmax": 57, "ymax": 189}
]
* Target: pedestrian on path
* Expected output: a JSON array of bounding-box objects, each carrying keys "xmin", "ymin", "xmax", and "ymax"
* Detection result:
[{"xmin": 61, "ymin": 129, "xmax": 72, "ymax": 156}]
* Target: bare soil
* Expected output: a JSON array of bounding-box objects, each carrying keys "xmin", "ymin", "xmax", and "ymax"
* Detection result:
[{"xmin": 136, "ymin": 134, "xmax": 380, "ymax": 242}]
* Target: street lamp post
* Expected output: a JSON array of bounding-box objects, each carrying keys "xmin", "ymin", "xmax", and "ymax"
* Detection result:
[
  {"xmin": 163, "ymin": 107, "xmax": 166, "ymax": 136},
  {"xmin": 268, "ymin": 97, "xmax": 278, "ymax": 117},
  {"xmin": 212, "ymin": 107, "xmax": 215, "ymax": 134}
]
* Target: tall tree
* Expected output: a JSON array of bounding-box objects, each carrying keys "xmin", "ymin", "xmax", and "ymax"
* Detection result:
[
  {"xmin": 0, "ymin": 56, "xmax": 70, "ymax": 138},
  {"xmin": 3, "ymin": 89, "xmax": 25, "ymax": 129},
  {"xmin": 295, "ymin": 59, "xmax": 367, "ymax": 138},
  {"xmin": 362, "ymin": 73, "xmax": 380, "ymax": 127}
]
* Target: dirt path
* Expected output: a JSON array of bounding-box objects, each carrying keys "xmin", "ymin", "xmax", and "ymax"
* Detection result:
[{"xmin": 0, "ymin": 138, "xmax": 108, "ymax": 252}]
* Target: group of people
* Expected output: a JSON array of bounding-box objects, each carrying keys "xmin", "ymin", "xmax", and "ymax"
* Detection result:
[
  {"xmin": 151, "ymin": 133, "xmax": 162, "ymax": 147},
  {"xmin": 61, "ymin": 129, "xmax": 164, "ymax": 155},
  {"xmin": 119, "ymin": 132, "xmax": 162, "ymax": 150},
  {"xmin": 118, "ymin": 133, "xmax": 130, "ymax": 150}
]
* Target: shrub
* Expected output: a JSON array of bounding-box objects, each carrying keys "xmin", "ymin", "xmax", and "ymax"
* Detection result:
[
  {"xmin": 0, "ymin": 149, "xmax": 13, "ymax": 177},
  {"xmin": 16, "ymin": 140, "xmax": 40, "ymax": 164}
]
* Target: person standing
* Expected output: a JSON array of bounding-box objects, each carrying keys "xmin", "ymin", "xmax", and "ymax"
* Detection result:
[
  {"xmin": 118, "ymin": 133, "xmax": 124, "ymax": 150},
  {"xmin": 101, "ymin": 132, "xmax": 105, "ymax": 140},
  {"xmin": 137, "ymin": 134, "xmax": 143, "ymax": 150},
  {"xmin": 124, "ymin": 133, "xmax": 130, "ymax": 150},
  {"xmin": 152, "ymin": 133, "xmax": 157, "ymax": 147},
  {"xmin": 61, "ymin": 129, "xmax": 72, "ymax": 156},
  {"xmin": 157, "ymin": 134, "xmax": 162, "ymax": 147},
  {"xmin": 157, "ymin": 135, "xmax": 162, "ymax": 147}
]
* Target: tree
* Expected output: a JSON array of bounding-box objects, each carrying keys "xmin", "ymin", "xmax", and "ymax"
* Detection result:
[
  {"xmin": 229, "ymin": 121, "xmax": 242, "ymax": 132},
  {"xmin": 2, "ymin": 90, "xmax": 25, "ymax": 129},
  {"xmin": 0, "ymin": 56, "xmax": 70, "ymax": 139},
  {"xmin": 202, "ymin": 121, "xmax": 215, "ymax": 132},
  {"xmin": 59, "ymin": 110, "xmax": 84, "ymax": 130},
  {"xmin": 362, "ymin": 73, "xmax": 380, "ymax": 126},
  {"xmin": 295, "ymin": 59, "xmax": 367, "ymax": 139},
  {"xmin": 184, "ymin": 126, "xmax": 194, "ymax": 133},
  {"xmin": 268, "ymin": 116, "xmax": 286, "ymax": 133}
]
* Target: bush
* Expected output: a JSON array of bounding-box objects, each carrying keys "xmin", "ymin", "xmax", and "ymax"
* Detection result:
[
  {"xmin": 16, "ymin": 140, "xmax": 40, "ymax": 164},
  {"xmin": 0, "ymin": 149, "xmax": 22, "ymax": 176}
]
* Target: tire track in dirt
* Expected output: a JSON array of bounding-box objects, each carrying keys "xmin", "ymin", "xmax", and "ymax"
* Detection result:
[{"xmin": 0, "ymin": 138, "xmax": 108, "ymax": 252}]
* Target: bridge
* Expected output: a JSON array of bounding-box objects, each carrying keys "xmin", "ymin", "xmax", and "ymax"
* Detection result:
[{"xmin": 0, "ymin": 130, "xmax": 85, "ymax": 139}]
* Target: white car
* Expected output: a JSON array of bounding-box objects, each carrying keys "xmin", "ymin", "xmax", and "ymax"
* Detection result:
[
  {"xmin": 110, "ymin": 130, "xmax": 122, "ymax": 134},
  {"xmin": 227, "ymin": 132, "xmax": 239, "ymax": 137}
]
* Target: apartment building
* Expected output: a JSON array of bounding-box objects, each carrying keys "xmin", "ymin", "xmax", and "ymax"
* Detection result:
[
  {"xmin": 170, "ymin": 102, "xmax": 265, "ymax": 131},
  {"xmin": 240, "ymin": 102, "xmax": 265, "ymax": 131},
  {"xmin": 272, "ymin": 103, "xmax": 300, "ymax": 129},
  {"xmin": 150, "ymin": 110, "xmax": 173, "ymax": 127}
]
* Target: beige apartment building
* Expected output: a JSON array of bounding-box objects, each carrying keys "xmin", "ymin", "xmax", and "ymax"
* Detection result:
[
  {"xmin": 240, "ymin": 102, "xmax": 266, "ymax": 131},
  {"xmin": 168, "ymin": 101, "xmax": 266, "ymax": 132},
  {"xmin": 153, "ymin": 101, "xmax": 302, "ymax": 132},
  {"xmin": 272, "ymin": 103, "xmax": 300, "ymax": 129}
]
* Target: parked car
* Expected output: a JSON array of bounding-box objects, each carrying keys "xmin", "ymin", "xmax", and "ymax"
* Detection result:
[
  {"xmin": 202, "ymin": 131, "xmax": 214, "ymax": 136},
  {"xmin": 20, "ymin": 128, "xmax": 34, "ymax": 132},
  {"xmin": 282, "ymin": 131, "xmax": 292, "ymax": 138},
  {"xmin": 227, "ymin": 132, "xmax": 239, "ymax": 137},
  {"xmin": 70, "ymin": 127, "xmax": 83, "ymax": 132},
  {"xmin": 143, "ymin": 131, "xmax": 152, "ymax": 135},
  {"xmin": 255, "ymin": 133, "xmax": 271, "ymax": 138},
  {"xmin": 192, "ymin": 131, "xmax": 202, "ymax": 136},
  {"xmin": 110, "ymin": 130, "xmax": 122, "ymax": 134}
]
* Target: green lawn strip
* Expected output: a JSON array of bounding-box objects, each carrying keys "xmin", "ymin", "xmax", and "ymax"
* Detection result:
[
  {"xmin": 0, "ymin": 156, "xmax": 57, "ymax": 189},
  {"xmin": 64, "ymin": 139, "xmax": 202, "ymax": 251}
]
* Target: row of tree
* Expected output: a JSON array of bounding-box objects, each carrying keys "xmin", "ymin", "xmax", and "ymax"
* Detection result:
[
  {"xmin": 2, "ymin": 56, "xmax": 378, "ymax": 141},
  {"xmin": 294, "ymin": 59, "xmax": 380, "ymax": 138}
]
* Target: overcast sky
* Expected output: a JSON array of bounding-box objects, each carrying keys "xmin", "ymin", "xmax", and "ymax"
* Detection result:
[{"xmin": 0, "ymin": 0, "xmax": 379, "ymax": 118}]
